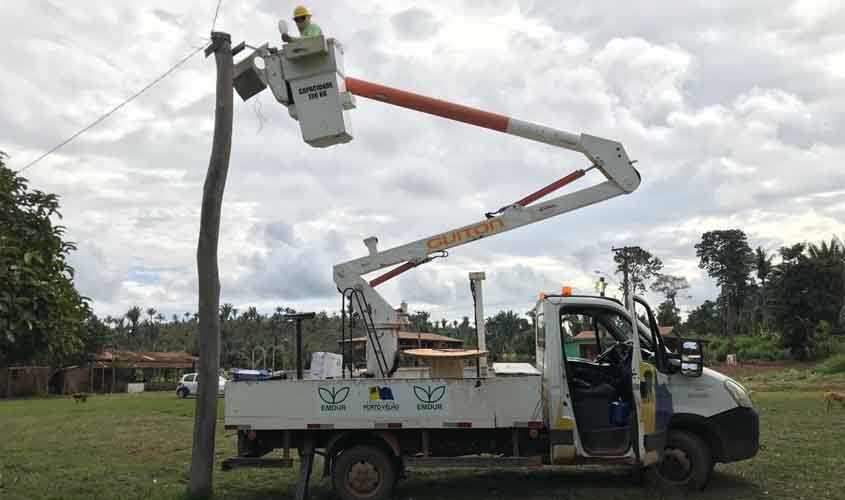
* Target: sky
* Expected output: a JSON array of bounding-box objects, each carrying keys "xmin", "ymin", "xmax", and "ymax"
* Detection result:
[{"xmin": 2, "ymin": 0, "xmax": 844, "ymax": 323}]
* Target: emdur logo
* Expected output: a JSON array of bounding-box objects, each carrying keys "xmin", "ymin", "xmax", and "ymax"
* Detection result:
[
  {"xmin": 318, "ymin": 386, "xmax": 350, "ymax": 411},
  {"xmin": 413, "ymin": 385, "xmax": 446, "ymax": 410}
]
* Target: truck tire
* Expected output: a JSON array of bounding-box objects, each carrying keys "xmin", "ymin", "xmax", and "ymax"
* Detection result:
[
  {"xmin": 177, "ymin": 387, "xmax": 189, "ymax": 399},
  {"xmin": 332, "ymin": 445, "xmax": 396, "ymax": 500},
  {"xmin": 649, "ymin": 430, "xmax": 712, "ymax": 490}
]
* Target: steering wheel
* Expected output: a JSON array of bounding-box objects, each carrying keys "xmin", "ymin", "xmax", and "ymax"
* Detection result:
[{"xmin": 595, "ymin": 341, "xmax": 633, "ymax": 366}]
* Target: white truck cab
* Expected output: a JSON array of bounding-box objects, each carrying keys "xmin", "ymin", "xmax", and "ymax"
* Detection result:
[{"xmin": 539, "ymin": 294, "xmax": 758, "ymax": 488}]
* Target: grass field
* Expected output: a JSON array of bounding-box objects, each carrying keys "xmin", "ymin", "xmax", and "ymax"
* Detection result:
[{"xmin": 0, "ymin": 390, "xmax": 843, "ymax": 500}]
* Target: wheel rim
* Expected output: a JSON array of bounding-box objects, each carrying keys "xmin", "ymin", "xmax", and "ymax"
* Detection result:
[
  {"xmin": 346, "ymin": 459, "xmax": 382, "ymax": 497},
  {"xmin": 657, "ymin": 447, "xmax": 692, "ymax": 483}
]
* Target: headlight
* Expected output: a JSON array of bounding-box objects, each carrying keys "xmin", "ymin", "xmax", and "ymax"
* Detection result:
[{"xmin": 724, "ymin": 379, "xmax": 753, "ymax": 408}]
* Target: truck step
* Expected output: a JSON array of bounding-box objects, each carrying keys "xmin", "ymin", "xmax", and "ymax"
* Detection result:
[
  {"xmin": 221, "ymin": 457, "xmax": 293, "ymax": 471},
  {"xmin": 405, "ymin": 456, "xmax": 542, "ymax": 469}
]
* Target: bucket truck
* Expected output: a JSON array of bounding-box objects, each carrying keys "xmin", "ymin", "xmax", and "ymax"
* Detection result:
[{"xmin": 222, "ymin": 32, "xmax": 759, "ymax": 500}]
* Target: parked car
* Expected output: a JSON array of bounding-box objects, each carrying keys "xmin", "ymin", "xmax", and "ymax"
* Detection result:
[{"xmin": 176, "ymin": 373, "xmax": 227, "ymax": 398}]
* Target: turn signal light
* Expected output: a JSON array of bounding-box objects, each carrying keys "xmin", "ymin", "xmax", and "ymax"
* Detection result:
[{"xmin": 561, "ymin": 286, "xmax": 573, "ymax": 296}]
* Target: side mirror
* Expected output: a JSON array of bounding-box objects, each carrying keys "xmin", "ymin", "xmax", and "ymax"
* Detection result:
[{"xmin": 680, "ymin": 339, "xmax": 704, "ymax": 377}]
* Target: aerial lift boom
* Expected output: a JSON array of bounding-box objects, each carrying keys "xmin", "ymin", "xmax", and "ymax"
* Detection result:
[{"xmin": 232, "ymin": 35, "xmax": 641, "ymax": 377}]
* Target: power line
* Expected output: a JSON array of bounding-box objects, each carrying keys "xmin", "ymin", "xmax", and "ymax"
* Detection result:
[
  {"xmin": 210, "ymin": 0, "xmax": 224, "ymax": 31},
  {"xmin": 15, "ymin": 43, "xmax": 207, "ymax": 174}
]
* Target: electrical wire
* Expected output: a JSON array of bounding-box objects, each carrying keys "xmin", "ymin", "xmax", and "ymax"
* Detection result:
[
  {"xmin": 210, "ymin": 0, "xmax": 224, "ymax": 32},
  {"xmin": 15, "ymin": 44, "xmax": 207, "ymax": 174}
]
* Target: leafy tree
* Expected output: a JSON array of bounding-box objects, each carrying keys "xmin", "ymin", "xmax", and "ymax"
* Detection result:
[
  {"xmin": 486, "ymin": 310, "xmax": 533, "ymax": 360},
  {"xmin": 656, "ymin": 300, "xmax": 681, "ymax": 326},
  {"xmin": 0, "ymin": 152, "xmax": 91, "ymax": 367},
  {"xmin": 770, "ymin": 240, "xmax": 844, "ymax": 359},
  {"xmin": 614, "ymin": 247, "xmax": 664, "ymax": 302},
  {"xmin": 695, "ymin": 230, "xmax": 754, "ymax": 345},
  {"xmin": 680, "ymin": 300, "xmax": 720, "ymax": 337},
  {"xmin": 408, "ymin": 311, "xmax": 433, "ymax": 332},
  {"xmin": 650, "ymin": 275, "xmax": 690, "ymax": 310}
]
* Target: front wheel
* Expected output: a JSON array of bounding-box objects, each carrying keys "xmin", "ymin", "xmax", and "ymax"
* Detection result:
[
  {"xmin": 177, "ymin": 387, "xmax": 189, "ymax": 399},
  {"xmin": 332, "ymin": 445, "xmax": 396, "ymax": 500},
  {"xmin": 648, "ymin": 430, "xmax": 712, "ymax": 490}
]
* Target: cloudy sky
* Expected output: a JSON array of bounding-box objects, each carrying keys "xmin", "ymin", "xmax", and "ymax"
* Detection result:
[{"xmin": 2, "ymin": 0, "xmax": 844, "ymax": 322}]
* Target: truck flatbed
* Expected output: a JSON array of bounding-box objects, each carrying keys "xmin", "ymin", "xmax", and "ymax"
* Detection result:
[{"xmin": 224, "ymin": 372, "xmax": 542, "ymax": 430}]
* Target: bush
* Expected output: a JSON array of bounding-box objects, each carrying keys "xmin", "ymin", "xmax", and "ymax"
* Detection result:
[
  {"xmin": 702, "ymin": 334, "xmax": 790, "ymax": 363},
  {"xmin": 735, "ymin": 334, "xmax": 789, "ymax": 362},
  {"xmin": 817, "ymin": 354, "xmax": 845, "ymax": 374},
  {"xmin": 815, "ymin": 335, "xmax": 845, "ymax": 360}
]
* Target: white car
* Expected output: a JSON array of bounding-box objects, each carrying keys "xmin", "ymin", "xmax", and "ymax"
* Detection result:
[{"xmin": 176, "ymin": 373, "xmax": 227, "ymax": 398}]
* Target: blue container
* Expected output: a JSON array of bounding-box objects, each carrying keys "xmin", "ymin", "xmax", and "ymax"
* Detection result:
[{"xmin": 609, "ymin": 401, "xmax": 630, "ymax": 426}]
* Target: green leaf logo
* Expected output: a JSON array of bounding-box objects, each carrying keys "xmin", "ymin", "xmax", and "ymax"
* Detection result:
[
  {"xmin": 413, "ymin": 385, "xmax": 446, "ymax": 404},
  {"xmin": 318, "ymin": 386, "xmax": 350, "ymax": 405}
]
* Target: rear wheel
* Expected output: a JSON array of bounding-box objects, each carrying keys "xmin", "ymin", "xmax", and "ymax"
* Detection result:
[
  {"xmin": 649, "ymin": 430, "xmax": 712, "ymax": 490},
  {"xmin": 332, "ymin": 445, "xmax": 396, "ymax": 500}
]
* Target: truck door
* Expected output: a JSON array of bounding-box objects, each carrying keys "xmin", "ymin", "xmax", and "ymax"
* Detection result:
[{"xmin": 634, "ymin": 297, "xmax": 673, "ymax": 465}]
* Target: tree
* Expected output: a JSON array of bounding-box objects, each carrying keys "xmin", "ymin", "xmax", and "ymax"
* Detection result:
[
  {"xmin": 486, "ymin": 310, "xmax": 533, "ymax": 360},
  {"xmin": 752, "ymin": 246, "xmax": 774, "ymax": 332},
  {"xmin": 656, "ymin": 300, "xmax": 682, "ymax": 326},
  {"xmin": 650, "ymin": 275, "xmax": 690, "ymax": 310},
  {"xmin": 0, "ymin": 152, "xmax": 91, "ymax": 367},
  {"xmin": 754, "ymin": 247, "xmax": 773, "ymax": 286},
  {"xmin": 680, "ymin": 300, "xmax": 720, "ymax": 336},
  {"xmin": 769, "ymin": 239, "xmax": 844, "ymax": 359},
  {"xmin": 408, "ymin": 311, "xmax": 433, "ymax": 332},
  {"xmin": 614, "ymin": 247, "xmax": 664, "ymax": 303},
  {"xmin": 125, "ymin": 306, "xmax": 141, "ymax": 336},
  {"xmin": 695, "ymin": 230, "xmax": 753, "ymax": 345}
]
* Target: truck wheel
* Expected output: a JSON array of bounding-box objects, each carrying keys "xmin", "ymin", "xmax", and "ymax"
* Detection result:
[
  {"xmin": 177, "ymin": 387, "xmax": 189, "ymax": 399},
  {"xmin": 332, "ymin": 445, "xmax": 396, "ymax": 500},
  {"xmin": 649, "ymin": 430, "xmax": 712, "ymax": 490}
]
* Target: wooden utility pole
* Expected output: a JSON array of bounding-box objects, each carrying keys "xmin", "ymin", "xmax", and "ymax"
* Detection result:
[
  {"xmin": 189, "ymin": 31, "xmax": 233, "ymax": 499},
  {"xmin": 613, "ymin": 246, "xmax": 635, "ymax": 306}
]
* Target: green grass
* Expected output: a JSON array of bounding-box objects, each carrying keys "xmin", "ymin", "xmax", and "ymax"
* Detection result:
[
  {"xmin": 817, "ymin": 354, "xmax": 845, "ymax": 374},
  {"xmin": 0, "ymin": 390, "xmax": 843, "ymax": 500},
  {"xmin": 737, "ymin": 368, "xmax": 845, "ymax": 392}
]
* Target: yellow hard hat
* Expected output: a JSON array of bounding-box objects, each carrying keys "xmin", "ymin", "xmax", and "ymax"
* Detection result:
[{"xmin": 293, "ymin": 5, "xmax": 311, "ymax": 18}]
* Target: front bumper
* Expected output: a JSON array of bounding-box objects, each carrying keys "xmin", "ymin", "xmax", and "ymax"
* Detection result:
[{"xmin": 709, "ymin": 407, "xmax": 759, "ymax": 462}]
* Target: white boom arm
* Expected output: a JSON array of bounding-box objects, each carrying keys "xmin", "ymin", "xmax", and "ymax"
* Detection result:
[{"xmin": 334, "ymin": 102, "xmax": 640, "ymax": 375}]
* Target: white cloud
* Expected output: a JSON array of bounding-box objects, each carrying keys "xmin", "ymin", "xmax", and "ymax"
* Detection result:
[{"xmin": 2, "ymin": 0, "xmax": 844, "ymax": 322}]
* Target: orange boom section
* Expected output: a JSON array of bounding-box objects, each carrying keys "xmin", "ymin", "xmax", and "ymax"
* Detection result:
[{"xmin": 346, "ymin": 77, "xmax": 510, "ymax": 133}]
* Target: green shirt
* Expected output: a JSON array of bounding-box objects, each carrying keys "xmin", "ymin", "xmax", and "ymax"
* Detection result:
[{"xmin": 300, "ymin": 23, "xmax": 322, "ymax": 38}]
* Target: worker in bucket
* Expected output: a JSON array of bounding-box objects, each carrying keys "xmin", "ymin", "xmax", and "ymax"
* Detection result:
[{"xmin": 282, "ymin": 5, "xmax": 322, "ymax": 42}]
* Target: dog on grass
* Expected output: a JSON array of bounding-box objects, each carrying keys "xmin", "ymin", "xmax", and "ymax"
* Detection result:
[
  {"xmin": 825, "ymin": 391, "xmax": 845, "ymax": 412},
  {"xmin": 72, "ymin": 392, "xmax": 88, "ymax": 403}
]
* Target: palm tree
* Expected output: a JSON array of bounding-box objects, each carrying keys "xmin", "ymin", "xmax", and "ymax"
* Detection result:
[
  {"xmin": 125, "ymin": 306, "xmax": 142, "ymax": 336},
  {"xmin": 753, "ymin": 247, "xmax": 773, "ymax": 332},
  {"xmin": 146, "ymin": 307, "xmax": 157, "ymax": 323},
  {"xmin": 754, "ymin": 247, "xmax": 773, "ymax": 287},
  {"xmin": 807, "ymin": 237, "xmax": 844, "ymax": 261}
]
